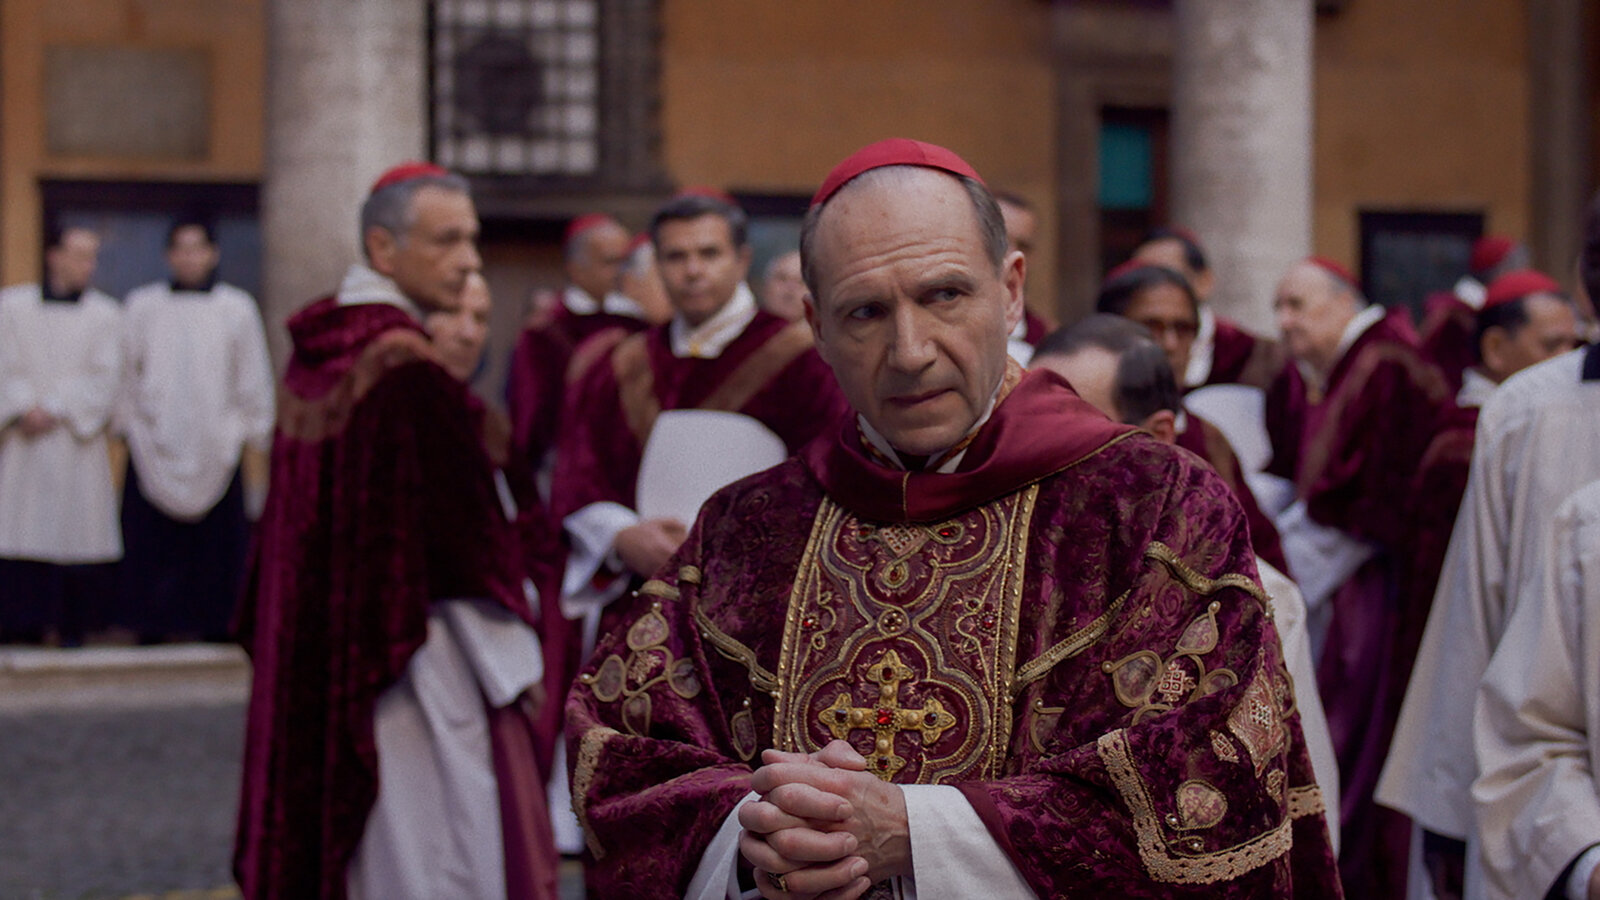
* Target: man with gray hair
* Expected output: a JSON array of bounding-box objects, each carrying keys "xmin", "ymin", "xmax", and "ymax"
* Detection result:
[
  {"xmin": 235, "ymin": 162, "xmax": 556, "ymax": 899},
  {"xmin": 567, "ymin": 139, "xmax": 1339, "ymax": 899}
]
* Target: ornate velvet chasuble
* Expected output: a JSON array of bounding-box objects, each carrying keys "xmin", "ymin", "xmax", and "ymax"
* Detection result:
[{"xmin": 770, "ymin": 490, "xmax": 1037, "ymax": 782}]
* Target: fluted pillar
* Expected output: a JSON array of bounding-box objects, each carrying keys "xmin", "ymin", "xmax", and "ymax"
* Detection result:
[
  {"xmin": 261, "ymin": 0, "xmax": 428, "ymax": 369},
  {"xmin": 1170, "ymin": 0, "xmax": 1313, "ymax": 334}
]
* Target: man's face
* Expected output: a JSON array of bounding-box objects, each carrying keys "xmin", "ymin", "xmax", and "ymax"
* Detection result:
[
  {"xmin": 1122, "ymin": 283, "xmax": 1198, "ymax": 377},
  {"xmin": 47, "ymin": 229, "xmax": 99, "ymax": 294},
  {"xmin": 567, "ymin": 221, "xmax": 631, "ymax": 304},
  {"xmin": 656, "ymin": 214, "xmax": 750, "ymax": 327},
  {"xmin": 166, "ymin": 225, "xmax": 220, "ymax": 288},
  {"xmin": 425, "ymin": 274, "xmax": 492, "ymax": 382},
  {"xmin": 1274, "ymin": 262, "xmax": 1358, "ymax": 373},
  {"xmin": 1483, "ymin": 292, "xmax": 1581, "ymax": 382},
  {"xmin": 998, "ymin": 200, "xmax": 1037, "ymax": 257},
  {"xmin": 761, "ymin": 250, "xmax": 807, "ymax": 322},
  {"xmin": 1033, "ymin": 349, "xmax": 1119, "ymax": 421},
  {"xmin": 808, "ymin": 169, "xmax": 1024, "ymax": 456},
  {"xmin": 370, "ymin": 185, "xmax": 482, "ymax": 313}
]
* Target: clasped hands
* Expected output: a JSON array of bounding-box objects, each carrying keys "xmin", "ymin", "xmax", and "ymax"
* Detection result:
[{"xmin": 738, "ymin": 740, "xmax": 910, "ymax": 900}]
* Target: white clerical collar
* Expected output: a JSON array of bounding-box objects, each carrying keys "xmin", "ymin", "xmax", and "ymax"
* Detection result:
[
  {"xmin": 1454, "ymin": 275, "xmax": 1486, "ymax": 310},
  {"xmin": 1184, "ymin": 305, "xmax": 1218, "ymax": 388},
  {"xmin": 1457, "ymin": 367, "xmax": 1497, "ymax": 409},
  {"xmin": 669, "ymin": 282, "xmax": 757, "ymax": 359},
  {"xmin": 563, "ymin": 284, "xmax": 646, "ymax": 319},
  {"xmin": 335, "ymin": 264, "xmax": 422, "ymax": 321},
  {"xmin": 856, "ymin": 377, "xmax": 1004, "ymax": 475}
]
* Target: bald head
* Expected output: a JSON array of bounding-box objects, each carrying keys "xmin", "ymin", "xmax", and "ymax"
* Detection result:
[
  {"xmin": 803, "ymin": 166, "xmax": 1025, "ymax": 456},
  {"xmin": 1273, "ymin": 260, "xmax": 1364, "ymax": 376},
  {"xmin": 566, "ymin": 219, "xmax": 631, "ymax": 304}
]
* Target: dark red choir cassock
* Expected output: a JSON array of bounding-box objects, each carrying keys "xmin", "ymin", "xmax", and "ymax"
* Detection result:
[
  {"xmin": 549, "ymin": 309, "xmax": 850, "ymax": 522},
  {"xmin": 566, "ymin": 366, "xmax": 1342, "ymax": 897},
  {"xmin": 1399, "ymin": 400, "xmax": 1480, "ymax": 675},
  {"xmin": 1263, "ymin": 309, "xmax": 1452, "ymax": 900},
  {"xmin": 1175, "ymin": 411, "xmax": 1290, "ymax": 577},
  {"xmin": 1201, "ymin": 315, "xmax": 1286, "ymax": 390},
  {"xmin": 1417, "ymin": 291, "xmax": 1476, "ymax": 395},
  {"xmin": 506, "ymin": 303, "xmax": 648, "ymax": 468},
  {"xmin": 543, "ymin": 310, "xmax": 849, "ymax": 748},
  {"xmin": 233, "ymin": 298, "xmax": 556, "ymax": 900}
]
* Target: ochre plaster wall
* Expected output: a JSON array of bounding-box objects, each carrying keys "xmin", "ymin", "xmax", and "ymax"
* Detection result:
[
  {"xmin": 1313, "ymin": 2, "xmax": 1530, "ymax": 274},
  {"xmin": 0, "ymin": 0, "xmax": 264, "ymax": 284},
  {"xmin": 658, "ymin": 0, "xmax": 1061, "ymax": 323}
]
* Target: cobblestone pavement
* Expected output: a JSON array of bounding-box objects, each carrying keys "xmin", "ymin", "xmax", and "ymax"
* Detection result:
[{"xmin": 0, "ymin": 651, "xmax": 585, "ymax": 900}]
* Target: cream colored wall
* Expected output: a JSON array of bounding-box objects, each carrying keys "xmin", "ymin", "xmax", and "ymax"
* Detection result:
[
  {"xmin": 1313, "ymin": 2, "xmax": 1529, "ymax": 272},
  {"xmin": 658, "ymin": 0, "xmax": 1061, "ymax": 324},
  {"xmin": 0, "ymin": 0, "xmax": 264, "ymax": 284}
]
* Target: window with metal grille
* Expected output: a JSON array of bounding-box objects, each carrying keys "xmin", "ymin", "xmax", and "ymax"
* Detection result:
[{"xmin": 431, "ymin": 0, "xmax": 602, "ymax": 177}]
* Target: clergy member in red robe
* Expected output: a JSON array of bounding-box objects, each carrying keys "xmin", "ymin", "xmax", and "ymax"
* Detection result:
[
  {"xmin": 1386, "ymin": 268, "xmax": 1579, "ymax": 898},
  {"xmin": 1263, "ymin": 256, "xmax": 1452, "ymax": 900},
  {"xmin": 568, "ymin": 139, "xmax": 1340, "ymax": 900},
  {"xmin": 505, "ymin": 213, "xmax": 654, "ymax": 473},
  {"xmin": 1417, "ymin": 235, "xmax": 1528, "ymax": 395},
  {"xmin": 994, "ymin": 190, "xmax": 1052, "ymax": 363},
  {"xmin": 1093, "ymin": 262, "xmax": 1289, "ymax": 575},
  {"xmin": 234, "ymin": 164, "xmax": 556, "ymax": 900},
  {"xmin": 1132, "ymin": 227, "xmax": 1285, "ymax": 390}
]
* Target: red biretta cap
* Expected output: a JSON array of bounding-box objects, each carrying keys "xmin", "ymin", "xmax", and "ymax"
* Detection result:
[
  {"xmin": 1471, "ymin": 235, "xmax": 1518, "ymax": 276},
  {"xmin": 1484, "ymin": 268, "xmax": 1564, "ymax": 309},
  {"xmin": 370, "ymin": 160, "xmax": 449, "ymax": 194},
  {"xmin": 1104, "ymin": 259, "xmax": 1156, "ymax": 282},
  {"xmin": 811, "ymin": 138, "xmax": 986, "ymax": 208},
  {"xmin": 1306, "ymin": 256, "xmax": 1357, "ymax": 287},
  {"xmin": 564, "ymin": 212, "xmax": 620, "ymax": 247}
]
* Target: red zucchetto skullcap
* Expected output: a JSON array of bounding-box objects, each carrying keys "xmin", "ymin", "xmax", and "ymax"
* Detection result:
[
  {"xmin": 564, "ymin": 213, "xmax": 619, "ymax": 247},
  {"xmin": 625, "ymin": 231, "xmax": 652, "ymax": 255},
  {"xmin": 811, "ymin": 139, "xmax": 985, "ymax": 208},
  {"xmin": 370, "ymin": 161, "xmax": 449, "ymax": 195},
  {"xmin": 1471, "ymin": 235, "xmax": 1517, "ymax": 276},
  {"xmin": 1483, "ymin": 268, "xmax": 1563, "ymax": 309},
  {"xmin": 1104, "ymin": 260, "xmax": 1154, "ymax": 282},
  {"xmin": 1306, "ymin": 256, "xmax": 1357, "ymax": 288},
  {"xmin": 676, "ymin": 185, "xmax": 739, "ymax": 206}
]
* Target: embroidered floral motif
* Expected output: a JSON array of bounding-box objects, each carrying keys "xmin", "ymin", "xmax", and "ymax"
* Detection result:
[
  {"xmin": 1175, "ymin": 780, "xmax": 1228, "ymax": 830},
  {"xmin": 1225, "ymin": 663, "xmax": 1293, "ymax": 775},
  {"xmin": 730, "ymin": 705, "xmax": 758, "ymax": 762},
  {"xmin": 580, "ymin": 600, "xmax": 701, "ymax": 737},
  {"xmin": 1030, "ymin": 698, "xmax": 1066, "ymax": 754}
]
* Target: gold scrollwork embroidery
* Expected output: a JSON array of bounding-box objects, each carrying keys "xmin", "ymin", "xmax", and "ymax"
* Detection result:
[
  {"xmin": 578, "ymin": 601, "xmax": 701, "ymax": 737},
  {"xmin": 572, "ymin": 726, "xmax": 619, "ymax": 859},
  {"xmin": 694, "ymin": 607, "xmax": 779, "ymax": 693},
  {"xmin": 1013, "ymin": 589, "xmax": 1130, "ymax": 694},
  {"xmin": 1098, "ymin": 730, "xmax": 1293, "ymax": 884},
  {"xmin": 1029, "ymin": 697, "xmax": 1066, "ymax": 754},
  {"xmin": 1143, "ymin": 542, "xmax": 1268, "ymax": 606}
]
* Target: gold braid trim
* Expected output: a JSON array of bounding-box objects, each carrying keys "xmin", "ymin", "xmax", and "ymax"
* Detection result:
[
  {"xmin": 572, "ymin": 726, "xmax": 620, "ymax": 860},
  {"xmin": 694, "ymin": 607, "xmax": 780, "ymax": 693},
  {"xmin": 1144, "ymin": 542, "xmax": 1269, "ymax": 605},
  {"xmin": 1286, "ymin": 784, "xmax": 1325, "ymax": 820},
  {"xmin": 1097, "ymin": 730, "xmax": 1293, "ymax": 884},
  {"xmin": 1012, "ymin": 589, "xmax": 1130, "ymax": 695},
  {"xmin": 638, "ymin": 579, "xmax": 680, "ymax": 601}
]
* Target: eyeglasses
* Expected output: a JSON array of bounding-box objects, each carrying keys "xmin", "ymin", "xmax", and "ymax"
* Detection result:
[{"xmin": 1135, "ymin": 318, "xmax": 1198, "ymax": 341}]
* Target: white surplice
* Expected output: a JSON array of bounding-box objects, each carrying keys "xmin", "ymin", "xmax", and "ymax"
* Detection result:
[
  {"xmin": 1379, "ymin": 346, "xmax": 1600, "ymax": 847},
  {"xmin": 1472, "ymin": 479, "xmax": 1600, "ymax": 900},
  {"xmin": 119, "ymin": 280, "xmax": 275, "ymax": 520},
  {"xmin": 0, "ymin": 284, "xmax": 122, "ymax": 562}
]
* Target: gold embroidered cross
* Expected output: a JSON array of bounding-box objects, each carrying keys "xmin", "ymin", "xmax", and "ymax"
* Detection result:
[{"xmin": 818, "ymin": 648, "xmax": 955, "ymax": 781}]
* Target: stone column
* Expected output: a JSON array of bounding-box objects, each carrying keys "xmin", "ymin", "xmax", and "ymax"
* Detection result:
[
  {"xmin": 1170, "ymin": 0, "xmax": 1314, "ymax": 335},
  {"xmin": 1527, "ymin": 0, "xmax": 1593, "ymax": 280},
  {"xmin": 261, "ymin": 0, "xmax": 429, "ymax": 370}
]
